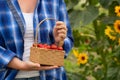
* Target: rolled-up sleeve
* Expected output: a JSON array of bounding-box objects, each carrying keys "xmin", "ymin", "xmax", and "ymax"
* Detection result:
[
  {"xmin": 0, "ymin": 46, "xmax": 16, "ymax": 69},
  {"xmin": 0, "ymin": 11, "xmax": 17, "ymax": 69}
]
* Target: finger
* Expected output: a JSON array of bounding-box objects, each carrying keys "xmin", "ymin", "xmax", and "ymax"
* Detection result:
[
  {"xmin": 56, "ymin": 21, "xmax": 66, "ymax": 26},
  {"xmin": 55, "ymin": 26, "xmax": 67, "ymax": 31},
  {"xmin": 22, "ymin": 61, "xmax": 59, "ymax": 71},
  {"xmin": 28, "ymin": 62, "xmax": 58, "ymax": 70},
  {"xmin": 55, "ymin": 22, "xmax": 67, "ymax": 30},
  {"xmin": 32, "ymin": 63, "xmax": 41, "ymax": 69},
  {"xmin": 58, "ymin": 33, "xmax": 66, "ymax": 40},
  {"xmin": 24, "ymin": 61, "xmax": 40, "ymax": 70},
  {"xmin": 55, "ymin": 27, "xmax": 67, "ymax": 37},
  {"xmin": 39, "ymin": 66, "xmax": 59, "ymax": 70},
  {"xmin": 53, "ymin": 27, "xmax": 67, "ymax": 37},
  {"xmin": 57, "ymin": 29, "xmax": 67, "ymax": 35}
]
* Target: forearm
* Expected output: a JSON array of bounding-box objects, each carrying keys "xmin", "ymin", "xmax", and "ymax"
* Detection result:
[
  {"xmin": 7, "ymin": 57, "xmax": 59, "ymax": 71},
  {"xmin": 7, "ymin": 57, "xmax": 24, "ymax": 70}
]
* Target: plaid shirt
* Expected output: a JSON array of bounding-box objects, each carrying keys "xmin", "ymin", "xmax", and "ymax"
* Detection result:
[{"xmin": 0, "ymin": 0, "xmax": 73, "ymax": 80}]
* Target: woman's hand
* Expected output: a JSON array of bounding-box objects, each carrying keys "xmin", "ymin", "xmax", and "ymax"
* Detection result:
[
  {"xmin": 53, "ymin": 21, "xmax": 67, "ymax": 46},
  {"xmin": 8, "ymin": 57, "xmax": 58, "ymax": 71}
]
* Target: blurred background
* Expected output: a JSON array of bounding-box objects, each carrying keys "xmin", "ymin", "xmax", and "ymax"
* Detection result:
[{"xmin": 64, "ymin": 0, "xmax": 120, "ymax": 80}]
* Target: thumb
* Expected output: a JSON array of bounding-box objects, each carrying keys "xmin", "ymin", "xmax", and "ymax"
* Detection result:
[
  {"xmin": 26, "ymin": 61, "xmax": 40, "ymax": 68},
  {"xmin": 33, "ymin": 63, "xmax": 41, "ymax": 68}
]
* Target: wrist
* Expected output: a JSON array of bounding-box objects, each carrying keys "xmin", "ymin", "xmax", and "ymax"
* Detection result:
[
  {"xmin": 55, "ymin": 41, "xmax": 64, "ymax": 47},
  {"xmin": 18, "ymin": 61, "xmax": 26, "ymax": 70}
]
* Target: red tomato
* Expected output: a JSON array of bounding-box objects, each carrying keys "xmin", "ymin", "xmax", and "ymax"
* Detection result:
[
  {"xmin": 47, "ymin": 45, "xmax": 51, "ymax": 49},
  {"xmin": 38, "ymin": 43, "xmax": 44, "ymax": 48},
  {"xmin": 43, "ymin": 44, "xmax": 48, "ymax": 48},
  {"xmin": 50, "ymin": 44, "xmax": 57, "ymax": 49},
  {"xmin": 57, "ymin": 47, "xmax": 63, "ymax": 50}
]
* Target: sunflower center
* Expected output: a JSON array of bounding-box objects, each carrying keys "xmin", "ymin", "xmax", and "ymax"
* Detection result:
[
  {"xmin": 81, "ymin": 56, "xmax": 85, "ymax": 60},
  {"xmin": 118, "ymin": 24, "xmax": 120, "ymax": 30}
]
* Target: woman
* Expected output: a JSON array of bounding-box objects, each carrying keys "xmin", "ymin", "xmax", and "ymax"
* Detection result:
[{"xmin": 0, "ymin": 0, "xmax": 73, "ymax": 80}]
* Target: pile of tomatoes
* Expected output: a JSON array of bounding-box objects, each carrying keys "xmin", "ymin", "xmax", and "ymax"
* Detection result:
[{"xmin": 33, "ymin": 43, "xmax": 63, "ymax": 50}]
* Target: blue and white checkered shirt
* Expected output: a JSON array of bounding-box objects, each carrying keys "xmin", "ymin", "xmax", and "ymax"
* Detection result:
[{"xmin": 0, "ymin": 0, "xmax": 73, "ymax": 80}]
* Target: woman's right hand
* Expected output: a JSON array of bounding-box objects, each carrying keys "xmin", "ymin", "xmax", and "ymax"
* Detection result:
[{"xmin": 8, "ymin": 57, "xmax": 58, "ymax": 71}]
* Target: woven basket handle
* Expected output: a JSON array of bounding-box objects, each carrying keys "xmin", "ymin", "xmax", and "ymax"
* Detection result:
[{"xmin": 34, "ymin": 18, "xmax": 57, "ymax": 47}]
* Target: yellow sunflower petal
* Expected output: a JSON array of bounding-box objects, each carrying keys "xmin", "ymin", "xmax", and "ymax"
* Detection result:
[
  {"xmin": 115, "ymin": 6, "xmax": 120, "ymax": 17},
  {"xmin": 73, "ymin": 49, "xmax": 79, "ymax": 58},
  {"xmin": 105, "ymin": 26, "xmax": 113, "ymax": 35},
  {"xmin": 105, "ymin": 26, "xmax": 111, "ymax": 36},
  {"xmin": 105, "ymin": 26, "xmax": 116, "ymax": 40},
  {"xmin": 118, "ymin": 38, "xmax": 120, "ymax": 45},
  {"xmin": 117, "ymin": 13, "xmax": 120, "ymax": 17},
  {"xmin": 114, "ymin": 20, "xmax": 120, "ymax": 33}
]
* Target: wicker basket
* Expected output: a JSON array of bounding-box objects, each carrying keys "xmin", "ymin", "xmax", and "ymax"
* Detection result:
[{"xmin": 30, "ymin": 18, "xmax": 65, "ymax": 66}]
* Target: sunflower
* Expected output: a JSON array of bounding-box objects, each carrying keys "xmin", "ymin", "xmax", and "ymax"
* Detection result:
[
  {"xmin": 105, "ymin": 26, "xmax": 116, "ymax": 40},
  {"xmin": 115, "ymin": 6, "xmax": 120, "ymax": 17},
  {"xmin": 114, "ymin": 20, "xmax": 120, "ymax": 33},
  {"xmin": 77, "ymin": 53, "xmax": 88, "ymax": 65}
]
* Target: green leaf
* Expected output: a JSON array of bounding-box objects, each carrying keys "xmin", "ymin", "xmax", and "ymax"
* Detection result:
[
  {"xmin": 92, "ymin": 68, "xmax": 103, "ymax": 80},
  {"xmin": 99, "ymin": 0, "xmax": 120, "ymax": 9},
  {"xmin": 69, "ymin": 10, "xmax": 82, "ymax": 27},
  {"xmin": 113, "ymin": 0, "xmax": 120, "ymax": 4},
  {"xmin": 101, "ymin": 16, "xmax": 120, "ymax": 25},
  {"xmin": 64, "ymin": 0, "xmax": 80, "ymax": 11},
  {"xmin": 117, "ymin": 70, "xmax": 120, "ymax": 80},
  {"xmin": 80, "ymin": 6, "xmax": 99, "ymax": 26},
  {"xmin": 99, "ymin": 0, "xmax": 111, "ymax": 8},
  {"xmin": 88, "ymin": 0, "xmax": 99, "ymax": 5},
  {"xmin": 107, "ymin": 67, "xmax": 119, "ymax": 80},
  {"xmin": 69, "ymin": 5, "xmax": 99, "ymax": 27},
  {"xmin": 78, "ymin": 44, "xmax": 87, "ymax": 52}
]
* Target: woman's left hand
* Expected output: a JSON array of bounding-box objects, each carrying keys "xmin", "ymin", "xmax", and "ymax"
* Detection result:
[{"xmin": 53, "ymin": 21, "xmax": 67, "ymax": 47}]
